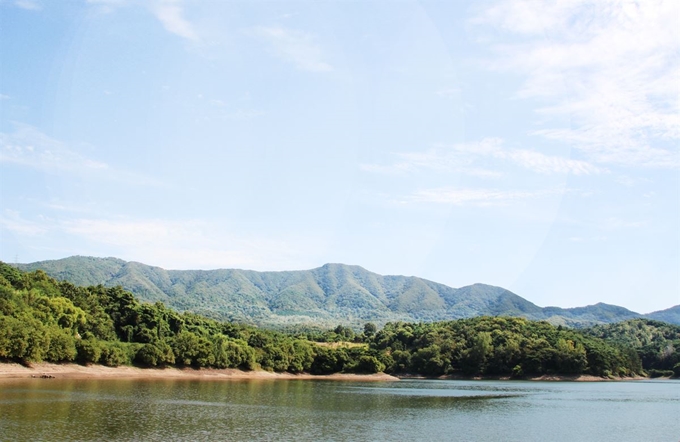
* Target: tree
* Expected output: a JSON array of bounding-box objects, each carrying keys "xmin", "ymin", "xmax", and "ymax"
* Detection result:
[
  {"xmin": 461, "ymin": 332, "xmax": 493, "ymax": 375},
  {"xmin": 356, "ymin": 355, "xmax": 385, "ymax": 373},
  {"xmin": 363, "ymin": 323, "xmax": 377, "ymax": 338}
]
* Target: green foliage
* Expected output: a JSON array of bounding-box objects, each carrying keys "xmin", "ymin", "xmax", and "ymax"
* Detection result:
[
  {"xmin": 368, "ymin": 317, "xmax": 642, "ymax": 377},
  {"xmin": 99, "ymin": 342, "xmax": 130, "ymax": 367},
  {"xmin": 136, "ymin": 343, "xmax": 169, "ymax": 367},
  {"xmin": 581, "ymin": 319, "xmax": 680, "ymax": 372},
  {"xmin": 18, "ymin": 257, "xmax": 674, "ymax": 328},
  {"xmin": 363, "ymin": 323, "xmax": 377, "ymax": 337},
  {"xmin": 45, "ymin": 327, "xmax": 77, "ymax": 362},
  {"xmin": 310, "ymin": 346, "xmax": 349, "ymax": 374},
  {"xmin": 355, "ymin": 355, "xmax": 385, "ymax": 373},
  {"xmin": 0, "ymin": 261, "xmax": 663, "ymax": 380},
  {"xmin": 648, "ymin": 369, "xmax": 674, "ymax": 378},
  {"xmin": 211, "ymin": 335, "xmax": 255, "ymax": 370},
  {"xmin": 76, "ymin": 338, "xmax": 102, "ymax": 365}
]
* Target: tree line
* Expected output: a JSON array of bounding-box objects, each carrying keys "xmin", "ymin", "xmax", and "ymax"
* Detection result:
[{"xmin": 2, "ymin": 262, "xmax": 674, "ymax": 378}]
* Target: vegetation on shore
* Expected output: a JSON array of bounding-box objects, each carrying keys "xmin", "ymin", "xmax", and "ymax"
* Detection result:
[
  {"xmin": 1, "ymin": 262, "xmax": 677, "ymax": 378},
  {"xmin": 581, "ymin": 319, "xmax": 680, "ymax": 378}
]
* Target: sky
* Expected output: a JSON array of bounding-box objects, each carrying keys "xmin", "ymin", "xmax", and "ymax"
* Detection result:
[{"xmin": 1, "ymin": 0, "xmax": 678, "ymax": 313}]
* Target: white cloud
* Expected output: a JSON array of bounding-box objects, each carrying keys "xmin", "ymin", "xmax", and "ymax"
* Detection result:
[
  {"xmin": 3, "ymin": 214, "xmax": 324, "ymax": 271},
  {"xmin": 223, "ymin": 109, "xmax": 266, "ymax": 120},
  {"xmin": 151, "ymin": 0, "xmax": 198, "ymax": 41},
  {"xmin": 436, "ymin": 88, "xmax": 461, "ymax": 98},
  {"xmin": 0, "ymin": 210, "xmax": 47, "ymax": 236},
  {"xmin": 403, "ymin": 187, "xmax": 561, "ymax": 206},
  {"xmin": 85, "ymin": 0, "xmax": 198, "ymax": 39},
  {"xmin": 474, "ymin": 0, "xmax": 680, "ymax": 168},
  {"xmin": 0, "ymin": 94, "xmax": 10, "ymax": 100},
  {"xmin": 254, "ymin": 26, "xmax": 333, "ymax": 72},
  {"xmin": 14, "ymin": 0, "xmax": 41, "ymax": 11},
  {"xmin": 0, "ymin": 123, "xmax": 162, "ymax": 186},
  {"xmin": 0, "ymin": 124, "xmax": 109, "ymax": 172},
  {"xmin": 86, "ymin": 0, "xmax": 127, "ymax": 3},
  {"xmin": 603, "ymin": 217, "xmax": 646, "ymax": 229},
  {"xmin": 568, "ymin": 236, "xmax": 608, "ymax": 243},
  {"xmin": 63, "ymin": 218, "xmax": 203, "ymax": 248},
  {"xmin": 361, "ymin": 138, "xmax": 601, "ymax": 176},
  {"xmin": 498, "ymin": 145, "xmax": 603, "ymax": 175}
]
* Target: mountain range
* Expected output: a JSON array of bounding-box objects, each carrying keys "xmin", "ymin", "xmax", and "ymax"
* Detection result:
[{"xmin": 14, "ymin": 256, "xmax": 680, "ymax": 327}]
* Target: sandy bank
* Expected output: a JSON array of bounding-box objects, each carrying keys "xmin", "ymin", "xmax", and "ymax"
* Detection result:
[
  {"xmin": 0, "ymin": 362, "xmax": 399, "ymax": 382},
  {"xmin": 397, "ymin": 373, "xmax": 647, "ymax": 382},
  {"xmin": 527, "ymin": 374, "xmax": 646, "ymax": 381}
]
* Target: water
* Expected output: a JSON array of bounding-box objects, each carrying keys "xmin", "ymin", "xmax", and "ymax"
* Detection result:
[{"xmin": 1, "ymin": 378, "xmax": 678, "ymax": 441}]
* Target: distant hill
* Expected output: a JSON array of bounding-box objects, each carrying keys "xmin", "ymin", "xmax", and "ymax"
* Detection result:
[
  {"xmin": 15, "ymin": 256, "xmax": 680, "ymax": 327},
  {"xmin": 645, "ymin": 305, "xmax": 680, "ymax": 325}
]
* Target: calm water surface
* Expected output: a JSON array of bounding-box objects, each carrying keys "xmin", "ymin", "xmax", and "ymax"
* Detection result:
[{"xmin": 1, "ymin": 378, "xmax": 678, "ymax": 441}]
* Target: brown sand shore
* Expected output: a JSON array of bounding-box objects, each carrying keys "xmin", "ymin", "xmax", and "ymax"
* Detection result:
[
  {"xmin": 1, "ymin": 362, "xmax": 649, "ymax": 382},
  {"xmin": 399, "ymin": 373, "xmax": 648, "ymax": 382},
  {"xmin": 0, "ymin": 362, "xmax": 398, "ymax": 382}
]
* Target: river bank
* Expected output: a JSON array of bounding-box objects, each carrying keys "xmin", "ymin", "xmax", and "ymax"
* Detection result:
[
  {"xmin": 1, "ymin": 362, "xmax": 652, "ymax": 382},
  {"xmin": 397, "ymin": 373, "xmax": 649, "ymax": 381},
  {"xmin": 0, "ymin": 362, "xmax": 399, "ymax": 382}
]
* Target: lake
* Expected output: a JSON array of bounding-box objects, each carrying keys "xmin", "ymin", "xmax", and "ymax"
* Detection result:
[{"xmin": 1, "ymin": 378, "xmax": 678, "ymax": 441}]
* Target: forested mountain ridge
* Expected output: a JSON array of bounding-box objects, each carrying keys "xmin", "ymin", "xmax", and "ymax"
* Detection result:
[
  {"xmin": 0, "ymin": 262, "xmax": 660, "ymax": 378},
  {"xmin": 15, "ymin": 256, "xmax": 679, "ymax": 327},
  {"xmin": 644, "ymin": 305, "xmax": 680, "ymax": 325}
]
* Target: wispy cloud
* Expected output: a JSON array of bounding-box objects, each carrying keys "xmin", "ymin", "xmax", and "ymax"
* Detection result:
[
  {"xmin": 436, "ymin": 88, "xmax": 461, "ymax": 98},
  {"xmin": 402, "ymin": 187, "xmax": 561, "ymax": 206},
  {"xmin": 85, "ymin": 0, "xmax": 197, "ymax": 39},
  {"xmin": 151, "ymin": 0, "xmax": 198, "ymax": 41},
  {"xmin": 86, "ymin": 0, "xmax": 127, "ymax": 4},
  {"xmin": 3, "ymin": 214, "xmax": 324, "ymax": 271},
  {"xmin": 361, "ymin": 138, "xmax": 601, "ymax": 176},
  {"xmin": 63, "ymin": 218, "xmax": 204, "ymax": 248},
  {"xmin": 569, "ymin": 235, "xmax": 608, "ymax": 243},
  {"xmin": 223, "ymin": 109, "xmax": 266, "ymax": 120},
  {"xmin": 603, "ymin": 217, "xmax": 647, "ymax": 230},
  {"xmin": 0, "ymin": 210, "xmax": 47, "ymax": 236},
  {"xmin": 14, "ymin": 0, "xmax": 41, "ymax": 11},
  {"xmin": 254, "ymin": 26, "xmax": 333, "ymax": 72},
  {"xmin": 0, "ymin": 123, "xmax": 109, "ymax": 173},
  {"xmin": 84, "ymin": 0, "xmax": 127, "ymax": 14},
  {"xmin": 0, "ymin": 123, "xmax": 162, "ymax": 186},
  {"xmin": 473, "ymin": 0, "xmax": 680, "ymax": 168}
]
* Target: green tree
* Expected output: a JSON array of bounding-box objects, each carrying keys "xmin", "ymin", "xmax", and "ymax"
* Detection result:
[
  {"xmin": 363, "ymin": 323, "xmax": 377, "ymax": 338},
  {"xmin": 461, "ymin": 332, "xmax": 493, "ymax": 375}
]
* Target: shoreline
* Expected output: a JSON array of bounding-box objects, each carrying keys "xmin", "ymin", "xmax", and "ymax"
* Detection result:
[
  {"xmin": 0, "ymin": 362, "xmax": 399, "ymax": 382},
  {"xmin": 0, "ymin": 362, "xmax": 652, "ymax": 382},
  {"xmin": 398, "ymin": 373, "xmax": 649, "ymax": 382}
]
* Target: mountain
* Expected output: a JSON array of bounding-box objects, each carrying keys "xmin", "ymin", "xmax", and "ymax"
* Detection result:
[
  {"xmin": 14, "ymin": 256, "xmax": 679, "ymax": 327},
  {"xmin": 645, "ymin": 305, "xmax": 680, "ymax": 325}
]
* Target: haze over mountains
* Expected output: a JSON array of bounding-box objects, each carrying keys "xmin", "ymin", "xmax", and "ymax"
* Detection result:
[{"xmin": 15, "ymin": 256, "xmax": 680, "ymax": 327}]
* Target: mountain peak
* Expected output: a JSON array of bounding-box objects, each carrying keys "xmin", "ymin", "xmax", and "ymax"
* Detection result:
[{"xmin": 13, "ymin": 256, "xmax": 680, "ymax": 327}]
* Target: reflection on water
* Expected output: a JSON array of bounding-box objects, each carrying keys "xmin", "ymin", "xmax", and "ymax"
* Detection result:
[{"xmin": 1, "ymin": 378, "xmax": 678, "ymax": 441}]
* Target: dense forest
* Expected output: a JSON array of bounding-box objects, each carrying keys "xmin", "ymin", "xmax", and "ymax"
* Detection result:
[
  {"xmin": 1, "ymin": 262, "xmax": 677, "ymax": 378},
  {"xmin": 581, "ymin": 319, "xmax": 680, "ymax": 377}
]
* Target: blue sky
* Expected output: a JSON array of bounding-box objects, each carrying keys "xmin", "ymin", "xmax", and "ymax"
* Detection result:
[{"xmin": 1, "ymin": 0, "xmax": 678, "ymax": 313}]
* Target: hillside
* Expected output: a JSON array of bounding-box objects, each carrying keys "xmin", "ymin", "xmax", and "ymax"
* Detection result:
[
  {"xmin": 16, "ymin": 256, "xmax": 679, "ymax": 327},
  {"xmin": 0, "ymin": 261, "xmax": 646, "ymax": 378},
  {"xmin": 646, "ymin": 305, "xmax": 680, "ymax": 325},
  {"xmin": 581, "ymin": 319, "xmax": 680, "ymax": 374}
]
